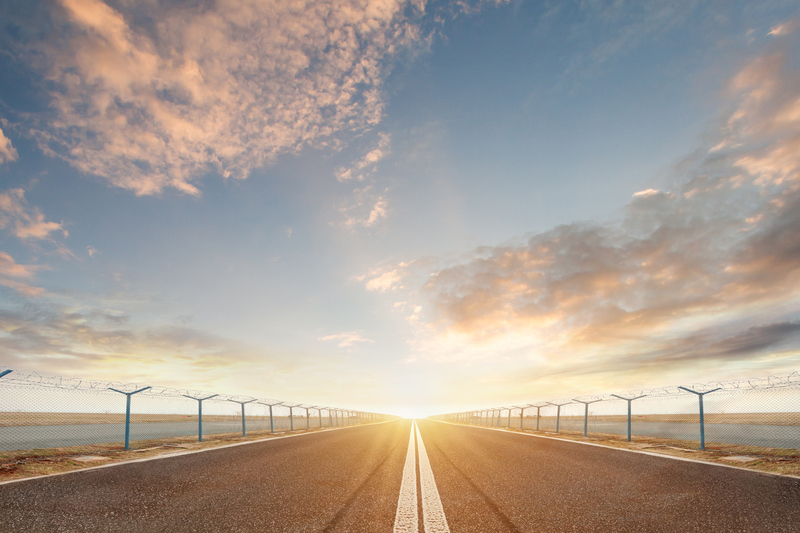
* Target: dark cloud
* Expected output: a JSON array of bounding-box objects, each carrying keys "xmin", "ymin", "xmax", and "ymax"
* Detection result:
[{"xmin": 711, "ymin": 321, "xmax": 800, "ymax": 357}]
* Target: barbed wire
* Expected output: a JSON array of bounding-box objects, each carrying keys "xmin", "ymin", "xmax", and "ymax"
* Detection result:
[
  {"xmin": 457, "ymin": 371, "xmax": 800, "ymax": 413},
  {"xmin": 0, "ymin": 367, "xmax": 361, "ymax": 413}
]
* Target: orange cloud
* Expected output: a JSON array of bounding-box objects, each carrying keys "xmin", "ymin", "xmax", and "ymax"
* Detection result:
[
  {"xmin": 21, "ymin": 0, "xmax": 426, "ymax": 195},
  {"xmin": 0, "ymin": 126, "xmax": 17, "ymax": 164},
  {"xmin": 0, "ymin": 188, "xmax": 67, "ymax": 241},
  {"xmin": 0, "ymin": 252, "xmax": 44, "ymax": 297}
]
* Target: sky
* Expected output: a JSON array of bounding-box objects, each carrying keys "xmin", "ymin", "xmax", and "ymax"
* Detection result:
[{"xmin": 1, "ymin": 0, "xmax": 800, "ymax": 418}]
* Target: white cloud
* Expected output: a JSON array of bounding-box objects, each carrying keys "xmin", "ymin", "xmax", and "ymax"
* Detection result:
[
  {"xmin": 632, "ymin": 188, "xmax": 661, "ymax": 198},
  {"xmin": 364, "ymin": 262, "xmax": 410, "ymax": 292},
  {"xmin": 319, "ymin": 331, "xmax": 374, "ymax": 348},
  {"xmin": 0, "ymin": 126, "xmax": 17, "ymax": 164},
  {"xmin": 26, "ymin": 0, "xmax": 424, "ymax": 195}
]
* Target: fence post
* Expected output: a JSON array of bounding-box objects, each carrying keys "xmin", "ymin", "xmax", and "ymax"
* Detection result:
[
  {"xmin": 546, "ymin": 401, "xmax": 572, "ymax": 433},
  {"xmin": 533, "ymin": 404, "xmax": 546, "ymax": 431},
  {"xmin": 518, "ymin": 406, "xmax": 528, "ymax": 429},
  {"xmin": 506, "ymin": 408, "xmax": 512, "ymax": 428},
  {"xmin": 329, "ymin": 408, "xmax": 333, "ymax": 426},
  {"xmin": 678, "ymin": 386, "xmax": 722, "ymax": 450},
  {"xmin": 228, "ymin": 399, "xmax": 255, "ymax": 437},
  {"xmin": 255, "ymin": 401, "xmax": 282, "ymax": 433},
  {"xmin": 183, "ymin": 394, "xmax": 218, "ymax": 442},
  {"xmin": 572, "ymin": 399, "xmax": 601, "ymax": 437},
  {"xmin": 108, "ymin": 386, "xmax": 152, "ymax": 450},
  {"xmin": 317, "ymin": 407, "xmax": 323, "ymax": 428},
  {"xmin": 611, "ymin": 394, "xmax": 647, "ymax": 442}
]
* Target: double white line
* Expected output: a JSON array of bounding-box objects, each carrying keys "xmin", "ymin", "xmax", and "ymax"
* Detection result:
[{"xmin": 393, "ymin": 420, "xmax": 450, "ymax": 533}]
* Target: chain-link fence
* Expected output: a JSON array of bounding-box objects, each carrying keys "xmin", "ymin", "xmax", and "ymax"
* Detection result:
[
  {"xmin": 0, "ymin": 368, "xmax": 393, "ymax": 454},
  {"xmin": 434, "ymin": 372, "xmax": 800, "ymax": 451}
]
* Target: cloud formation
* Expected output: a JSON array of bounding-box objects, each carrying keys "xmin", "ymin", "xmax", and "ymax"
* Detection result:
[
  {"xmin": 319, "ymin": 330, "xmax": 374, "ymax": 348},
  {"xmin": 336, "ymin": 133, "xmax": 392, "ymax": 182},
  {"xmin": 363, "ymin": 261, "xmax": 413, "ymax": 292},
  {"xmin": 0, "ymin": 302, "xmax": 264, "ymax": 377},
  {"xmin": 0, "ymin": 188, "xmax": 66, "ymax": 241},
  {"xmin": 395, "ymin": 40, "xmax": 800, "ymax": 379},
  {"xmin": 0, "ymin": 252, "xmax": 44, "ymax": 297},
  {"xmin": 340, "ymin": 184, "xmax": 390, "ymax": 229},
  {"xmin": 21, "ymin": 0, "xmax": 425, "ymax": 195},
  {"xmin": 0, "ymin": 126, "xmax": 17, "ymax": 164},
  {"xmin": 768, "ymin": 19, "xmax": 799, "ymax": 37}
]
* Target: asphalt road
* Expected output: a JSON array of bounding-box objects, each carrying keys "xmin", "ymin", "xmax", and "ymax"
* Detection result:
[{"xmin": 1, "ymin": 419, "xmax": 799, "ymax": 532}]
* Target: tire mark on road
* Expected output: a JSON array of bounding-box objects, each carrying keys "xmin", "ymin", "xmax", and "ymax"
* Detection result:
[
  {"xmin": 429, "ymin": 442, "xmax": 522, "ymax": 533},
  {"xmin": 320, "ymin": 435, "xmax": 402, "ymax": 532}
]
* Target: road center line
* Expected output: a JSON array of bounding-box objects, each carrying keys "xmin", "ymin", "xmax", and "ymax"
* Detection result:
[
  {"xmin": 393, "ymin": 420, "xmax": 419, "ymax": 533},
  {"xmin": 415, "ymin": 422, "xmax": 451, "ymax": 533}
]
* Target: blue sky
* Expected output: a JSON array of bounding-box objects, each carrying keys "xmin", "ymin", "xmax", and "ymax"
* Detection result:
[{"xmin": 1, "ymin": 0, "xmax": 800, "ymax": 417}]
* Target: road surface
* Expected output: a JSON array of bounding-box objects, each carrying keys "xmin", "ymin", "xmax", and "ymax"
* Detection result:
[{"xmin": 1, "ymin": 419, "xmax": 799, "ymax": 532}]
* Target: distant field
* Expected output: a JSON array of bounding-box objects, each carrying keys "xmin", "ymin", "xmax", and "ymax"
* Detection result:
[
  {"xmin": 0, "ymin": 413, "xmax": 301, "ymax": 427},
  {"xmin": 518, "ymin": 413, "xmax": 800, "ymax": 426}
]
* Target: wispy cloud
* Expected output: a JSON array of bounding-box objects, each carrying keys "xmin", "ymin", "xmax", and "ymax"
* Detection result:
[
  {"xmin": 768, "ymin": 19, "xmax": 799, "ymax": 37},
  {"xmin": 0, "ymin": 302, "xmax": 265, "ymax": 377},
  {"xmin": 319, "ymin": 331, "xmax": 374, "ymax": 348},
  {"xmin": 363, "ymin": 261, "xmax": 413, "ymax": 292},
  {"xmin": 340, "ymin": 185, "xmax": 390, "ymax": 229},
  {"xmin": 335, "ymin": 133, "xmax": 391, "ymax": 182},
  {"xmin": 0, "ymin": 252, "xmax": 44, "ymax": 297},
  {"xmin": 0, "ymin": 125, "xmax": 17, "ymax": 164},
  {"xmin": 0, "ymin": 188, "xmax": 66, "ymax": 241},
  {"xmin": 385, "ymin": 39, "xmax": 800, "ymax": 381},
  {"xmin": 335, "ymin": 132, "xmax": 393, "ymax": 229},
  {"xmin": 11, "ymin": 0, "xmax": 429, "ymax": 196},
  {"xmin": 559, "ymin": 0, "xmax": 697, "ymax": 83}
]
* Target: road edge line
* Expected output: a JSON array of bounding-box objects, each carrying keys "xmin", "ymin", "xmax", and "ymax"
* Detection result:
[
  {"xmin": 0, "ymin": 421, "xmax": 393, "ymax": 487},
  {"xmin": 430, "ymin": 420, "xmax": 800, "ymax": 481}
]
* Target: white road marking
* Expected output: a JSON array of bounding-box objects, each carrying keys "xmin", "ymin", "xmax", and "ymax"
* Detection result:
[
  {"xmin": 393, "ymin": 420, "xmax": 419, "ymax": 533},
  {"xmin": 416, "ymin": 422, "xmax": 451, "ymax": 533}
]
